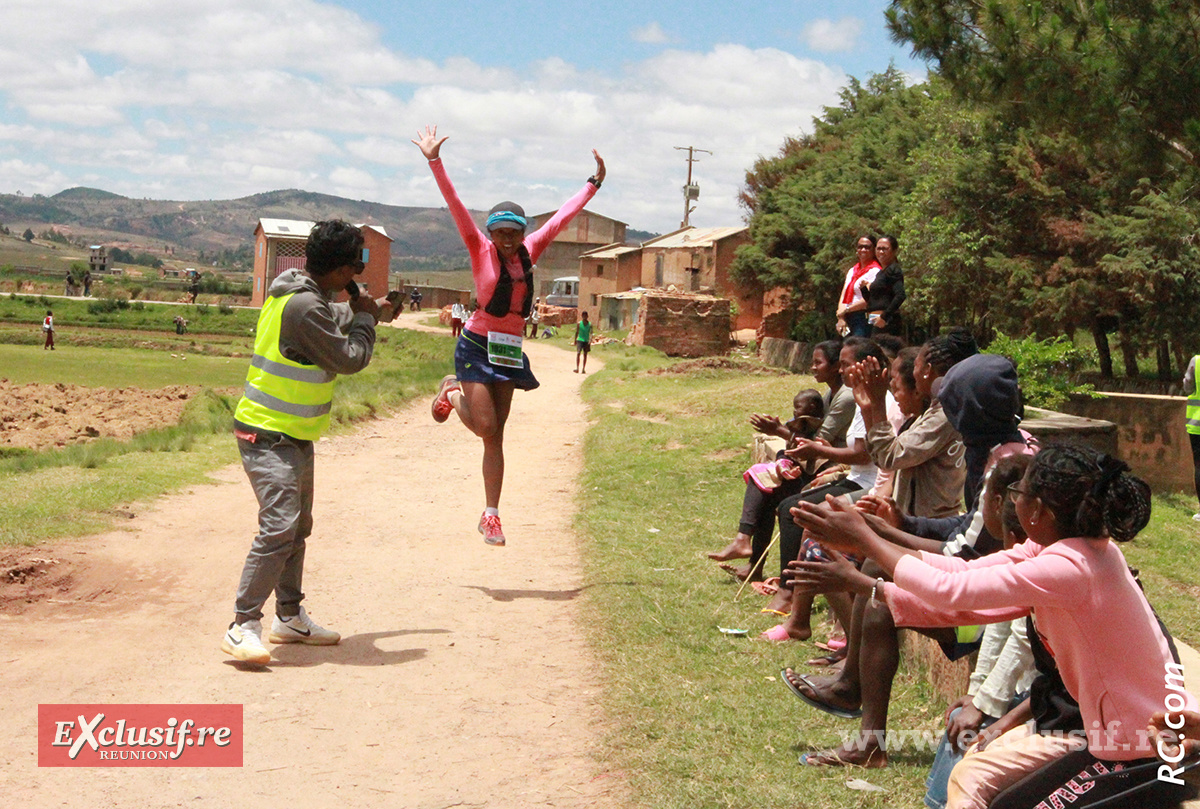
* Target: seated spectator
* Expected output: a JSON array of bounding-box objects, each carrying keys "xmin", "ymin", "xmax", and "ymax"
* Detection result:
[
  {"xmin": 752, "ymin": 337, "xmax": 888, "ymax": 638},
  {"xmin": 792, "ymin": 444, "xmax": 1198, "ymax": 809},
  {"xmin": 708, "ymin": 340, "xmax": 853, "ymax": 575},
  {"xmin": 923, "ymin": 454, "xmax": 1034, "ymax": 809},
  {"xmin": 778, "ymin": 352, "xmax": 1026, "ymax": 767}
]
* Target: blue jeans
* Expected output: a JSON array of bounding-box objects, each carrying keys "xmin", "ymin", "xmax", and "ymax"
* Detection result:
[{"xmin": 924, "ymin": 707, "xmax": 998, "ymax": 809}]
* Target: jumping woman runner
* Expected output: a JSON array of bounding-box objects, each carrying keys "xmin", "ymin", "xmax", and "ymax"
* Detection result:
[{"xmin": 413, "ymin": 125, "xmax": 605, "ymax": 547}]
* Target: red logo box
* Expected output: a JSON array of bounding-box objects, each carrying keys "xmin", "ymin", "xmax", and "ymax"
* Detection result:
[{"xmin": 39, "ymin": 704, "xmax": 243, "ymax": 767}]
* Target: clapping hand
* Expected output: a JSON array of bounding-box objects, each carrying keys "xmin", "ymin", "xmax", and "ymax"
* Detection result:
[
  {"xmin": 855, "ymin": 494, "xmax": 902, "ymax": 528},
  {"xmin": 749, "ymin": 413, "xmax": 785, "ymax": 438},
  {"xmin": 785, "ymin": 547, "xmax": 863, "ymax": 594},
  {"xmin": 790, "ymin": 495, "xmax": 873, "ymax": 555}
]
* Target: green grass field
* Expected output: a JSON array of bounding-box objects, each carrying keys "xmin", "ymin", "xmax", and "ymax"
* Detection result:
[
  {"xmin": 0, "ymin": 327, "xmax": 454, "ymax": 546},
  {"xmin": 574, "ymin": 350, "xmax": 1200, "ymax": 809}
]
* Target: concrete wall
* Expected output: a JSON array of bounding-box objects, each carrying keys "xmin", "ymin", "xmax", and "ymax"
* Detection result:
[
  {"xmin": 1058, "ymin": 393, "xmax": 1191, "ymax": 493},
  {"xmin": 759, "ymin": 337, "xmax": 813, "ymax": 374},
  {"xmin": 631, "ymin": 292, "xmax": 730, "ymax": 357}
]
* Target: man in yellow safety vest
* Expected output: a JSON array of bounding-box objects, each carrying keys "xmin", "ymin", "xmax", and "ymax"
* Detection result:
[
  {"xmin": 1186, "ymin": 355, "xmax": 1200, "ymax": 522},
  {"xmin": 222, "ymin": 220, "xmax": 397, "ymax": 665}
]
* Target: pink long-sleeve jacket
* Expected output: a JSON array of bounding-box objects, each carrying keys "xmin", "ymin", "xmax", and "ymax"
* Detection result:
[
  {"xmin": 884, "ymin": 537, "xmax": 1197, "ymax": 760},
  {"xmin": 428, "ymin": 157, "xmax": 597, "ymax": 337}
]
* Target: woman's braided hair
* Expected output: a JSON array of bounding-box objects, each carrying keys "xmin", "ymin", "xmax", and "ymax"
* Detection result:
[
  {"xmin": 1026, "ymin": 444, "xmax": 1151, "ymax": 542},
  {"xmin": 921, "ymin": 327, "xmax": 979, "ymax": 376}
]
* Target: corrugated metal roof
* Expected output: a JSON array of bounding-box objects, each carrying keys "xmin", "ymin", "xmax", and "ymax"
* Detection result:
[
  {"xmin": 257, "ymin": 219, "xmax": 390, "ymax": 240},
  {"xmin": 580, "ymin": 242, "xmax": 640, "ymax": 259},
  {"xmin": 642, "ymin": 226, "xmax": 748, "ymax": 249},
  {"xmin": 259, "ymin": 218, "xmax": 315, "ymax": 239}
]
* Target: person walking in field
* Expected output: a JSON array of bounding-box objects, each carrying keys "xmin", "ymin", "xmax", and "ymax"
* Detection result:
[
  {"xmin": 414, "ymin": 124, "xmax": 605, "ymax": 547},
  {"xmin": 42, "ymin": 309, "xmax": 54, "ymax": 350},
  {"xmin": 574, "ymin": 311, "xmax": 592, "ymax": 373},
  {"xmin": 223, "ymin": 219, "xmax": 397, "ymax": 665}
]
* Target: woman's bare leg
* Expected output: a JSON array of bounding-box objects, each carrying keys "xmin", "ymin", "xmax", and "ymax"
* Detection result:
[{"xmin": 452, "ymin": 381, "xmax": 515, "ymax": 509}]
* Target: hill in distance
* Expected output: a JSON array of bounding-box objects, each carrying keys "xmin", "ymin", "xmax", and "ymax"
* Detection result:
[{"xmin": 0, "ymin": 187, "xmax": 656, "ymax": 273}]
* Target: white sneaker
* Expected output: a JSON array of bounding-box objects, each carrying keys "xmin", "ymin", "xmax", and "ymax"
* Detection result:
[
  {"xmin": 222, "ymin": 619, "xmax": 271, "ymax": 664},
  {"xmin": 1192, "ymin": 513, "xmax": 1200, "ymax": 523},
  {"xmin": 269, "ymin": 607, "xmax": 340, "ymax": 645}
]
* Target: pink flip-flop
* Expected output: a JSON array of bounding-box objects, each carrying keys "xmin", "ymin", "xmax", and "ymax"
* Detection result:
[{"xmin": 759, "ymin": 624, "xmax": 791, "ymax": 642}]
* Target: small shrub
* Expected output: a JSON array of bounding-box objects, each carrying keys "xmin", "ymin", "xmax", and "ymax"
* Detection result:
[
  {"xmin": 131, "ymin": 300, "xmax": 145, "ymax": 311},
  {"xmin": 218, "ymin": 303, "xmax": 233, "ymax": 315},
  {"xmin": 989, "ymin": 331, "xmax": 1098, "ymax": 410},
  {"xmin": 127, "ymin": 285, "xmax": 143, "ymax": 300}
]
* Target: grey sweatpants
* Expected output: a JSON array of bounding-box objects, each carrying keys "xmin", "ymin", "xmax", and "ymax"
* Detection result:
[{"xmin": 234, "ymin": 433, "xmax": 314, "ymax": 623}]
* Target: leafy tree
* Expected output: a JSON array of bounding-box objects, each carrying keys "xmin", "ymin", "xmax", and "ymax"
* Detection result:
[
  {"xmin": 732, "ymin": 67, "xmax": 937, "ymax": 340},
  {"xmin": 887, "ymin": 0, "xmax": 1200, "ymax": 173},
  {"xmin": 22, "ymin": 228, "xmax": 34, "ymax": 242}
]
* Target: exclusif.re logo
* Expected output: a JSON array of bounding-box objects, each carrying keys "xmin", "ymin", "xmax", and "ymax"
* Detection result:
[{"xmin": 38, "ymin": 704, "xmax": 243, "ymax": 767}]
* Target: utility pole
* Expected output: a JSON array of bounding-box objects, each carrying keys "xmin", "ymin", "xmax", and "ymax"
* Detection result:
[{"xmin": 674, "ymin": 145, "xmax": 712, "ymax": 228}]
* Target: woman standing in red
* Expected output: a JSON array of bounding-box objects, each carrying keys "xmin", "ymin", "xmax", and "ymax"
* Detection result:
[
  {"xmin": 835, "ymin": 235, "xmax": 881, "ymax": 337},
  {"xmin": 413, "ymin": 125, "xmax": 605, "ymax": 546}
]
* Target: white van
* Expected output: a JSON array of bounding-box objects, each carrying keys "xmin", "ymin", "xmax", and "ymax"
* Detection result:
[{"xmin": 545, "ymin": 276, "xmax": 579, "ymax": 308}]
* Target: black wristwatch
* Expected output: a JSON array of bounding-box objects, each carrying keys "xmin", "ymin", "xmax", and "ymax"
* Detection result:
[{"xmin": 588, "ymin": 176, "xmax": 602, "ymax": 189}]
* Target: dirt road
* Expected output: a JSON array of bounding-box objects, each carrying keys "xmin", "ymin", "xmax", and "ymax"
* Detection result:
[{"xmin": 0, "ymin": 315, "xmax": 623, "ymax": 808}]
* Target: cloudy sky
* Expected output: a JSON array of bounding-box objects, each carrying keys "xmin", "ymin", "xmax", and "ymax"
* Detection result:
[{"xmin": 0, "ymin": 0, "xmax": 924, "ymax": 234}]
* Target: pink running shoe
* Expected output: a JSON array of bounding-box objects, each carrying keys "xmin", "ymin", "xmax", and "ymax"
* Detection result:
[
  {"xmin": 478, "ymin": 513, "xmax": 506, "ymax": 547},
  {"xmin": 431, "ymin": 374, "xmax": 460, "ymax": 423}
]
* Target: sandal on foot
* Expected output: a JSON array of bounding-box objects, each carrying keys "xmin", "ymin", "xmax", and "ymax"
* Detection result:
[
  {"xmin": 779, "ymin": 669, "xmax": 862, "ymax": 719},
  {"xmin": 806, "ymin": 651, "xmax": 847, "ymax": 667},
  {"xmin": 759, "ymin": 608, "xmax": 789, "ymax": 617},
  {"xmin": 751, "ymin": 580, "xmax": 780, "ymax": 597},
  {"xmin": 759, "ymin": 624, "xmax": 791, "ymax": 642}
]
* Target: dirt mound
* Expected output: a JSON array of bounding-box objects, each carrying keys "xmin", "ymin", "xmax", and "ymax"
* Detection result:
[
  {"xmin": 646, "ymin": 356, "xmax": 790, "ymax": 376},
  {"xmin": 0, "ymin": 380, "xmax": 199, "ymax": 451}
]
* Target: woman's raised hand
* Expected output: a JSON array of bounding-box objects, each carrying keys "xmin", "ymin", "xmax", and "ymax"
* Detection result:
[
  {"xmin": 854, "ymin": 356, "xmax": 889, "ymax": 406},
  {"xmin": 412, "ymin": 125, "xmax": 448, "ymax": 161},
  {"xmin": 592, "ymin": 150, "xmax": 606, "ymax": 183}
]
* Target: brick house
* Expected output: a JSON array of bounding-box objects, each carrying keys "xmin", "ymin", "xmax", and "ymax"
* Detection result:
[
  {"xmin": 578, "ymin": 225, "xmax": 760, "ymax": 332},
  {"xmin": 527, "ymin": 208, "xmax": 626, "ymax": 298},
  {"xmin": 251, "ymin": 219, "xmax": 392, "ymax": 306}
]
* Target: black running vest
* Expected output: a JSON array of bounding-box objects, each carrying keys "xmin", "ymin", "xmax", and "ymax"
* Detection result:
[{"xmin": 484, "ymin": 245, "xmax": 535, "ymax": 319}]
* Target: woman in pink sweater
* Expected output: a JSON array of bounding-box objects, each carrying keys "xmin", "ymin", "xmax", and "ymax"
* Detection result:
[
  {"xmin": 413, "ymin": 125, "xmax": 605, "ymax": 546},
  {"xmin": 794, "ymin": 444, "xmax": 1198, "ymax": 808}
]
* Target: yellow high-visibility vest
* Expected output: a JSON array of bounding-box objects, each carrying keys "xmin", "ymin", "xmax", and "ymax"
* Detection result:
[
  {"xmin": 234, "ymin": 293, "xmax": 336, "ymax": 441},
  {"xmin": 1188, "ymin": 357, "xmax": 1200, "ymax": 436}
]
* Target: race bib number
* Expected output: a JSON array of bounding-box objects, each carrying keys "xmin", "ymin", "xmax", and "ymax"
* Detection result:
[{"xmin": 487, "ymin": 331, "xmax": 524, "ymax": 368}]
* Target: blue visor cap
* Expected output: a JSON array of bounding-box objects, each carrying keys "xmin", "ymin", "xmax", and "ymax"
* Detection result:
[{"xmin": 486, "ymin": 211, "xmax": 527, "ymax": 232}]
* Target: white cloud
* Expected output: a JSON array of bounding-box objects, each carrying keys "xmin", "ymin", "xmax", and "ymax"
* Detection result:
[
  {"xmin": 0, "ymin": 0, "xmax": 854, "ymax": 232},
  {"xmin": 801, "ymin": 17, "xmax": 864, "ymax": 53},
  {"xmin": 631, "ymin": 22, "xmax": 670, "ymax": 45}
]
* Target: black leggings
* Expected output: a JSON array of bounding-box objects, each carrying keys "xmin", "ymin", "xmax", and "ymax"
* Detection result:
[
  {"xmin": 738, "ymin": 474, "xmax": 810, "ymax": 575},
  {"xmin": 990, "ymin": 749, "xmax": 1197, "ymax": 809},
  {"xmin": 1190, "ymin": 433, "xmax": 1200, "ymax": 508},
  {"xmin": 773, "ymin": 479, "xmax": 862, "ymax": 576}
]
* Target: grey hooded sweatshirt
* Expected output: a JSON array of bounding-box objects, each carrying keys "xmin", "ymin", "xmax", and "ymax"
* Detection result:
[{"xmin": 267, "ymin": 268, "xmax": 376, "ymax": 376}]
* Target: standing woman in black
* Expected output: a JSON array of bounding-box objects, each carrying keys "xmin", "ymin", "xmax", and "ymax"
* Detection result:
[{"xmin": 864, "ymin": 234, "xmax": 905, "ymax": 337}]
